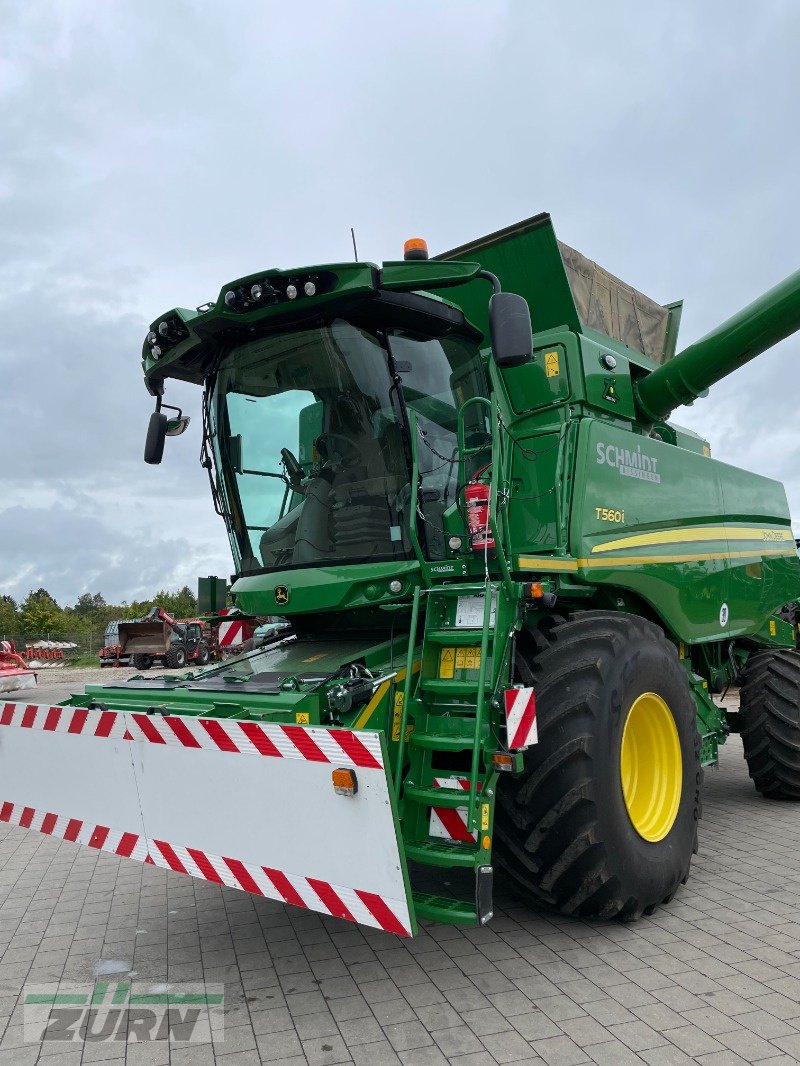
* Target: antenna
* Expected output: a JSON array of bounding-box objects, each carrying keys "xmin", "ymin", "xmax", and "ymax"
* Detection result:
[{"xmin": 350, "ymin": 227, "xmax": 359, "ymax": 262}]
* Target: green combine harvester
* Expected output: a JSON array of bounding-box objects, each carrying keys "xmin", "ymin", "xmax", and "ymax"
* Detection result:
[{"xmin": 5, "ymin": 213, "xmax": 800, "ymax": 935}]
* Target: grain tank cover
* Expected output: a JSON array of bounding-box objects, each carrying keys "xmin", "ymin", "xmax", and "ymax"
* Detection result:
[
  {"xmin": 438, "ymin": 213, "xmax": 678, "ymax": 364},
  {"xmin": 557, "ymin": 241, "xmax": 671, "ymax": 365}
]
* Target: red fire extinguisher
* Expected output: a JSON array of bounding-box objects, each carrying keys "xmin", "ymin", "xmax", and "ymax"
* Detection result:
[{"xmin": 464, "ymin": 464, "xmax": 495, "ymax": 553}]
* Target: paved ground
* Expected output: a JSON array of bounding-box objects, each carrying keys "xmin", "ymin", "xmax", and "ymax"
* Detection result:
[{"xmin": 1, "ymin": 678, "xmax": 800, "ymax": 1064}]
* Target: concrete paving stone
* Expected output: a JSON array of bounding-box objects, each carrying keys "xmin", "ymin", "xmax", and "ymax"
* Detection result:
[
  {"xmin": 442, "ymin": 985, "xmax": 491, "ymax": 1012},
  {"xmin": 463, "ymin": 971, "xmax": 515, "ymax": 998},
  {"xmin": 663, "ymin": 1023, "xmax": 726, "ymax": 1056},
  {"xmin": 582, "ymin": 998, "xmax": 637, "ymax": 1026},
  {"xmin": 602, "ymin": 980, "xmax": 656, "ymax": 1009},
  {"xmin": 250, "ymin": 1004, "xmax": 295, "ymax": 1034},
  {"xmin": 348, "ymin": 1039, "xmax": 401, "ymax": 1064},
  {"xmin": 448, "ymin": 1053, "xmax": 505, "ymax": 1066},
  {"xmin": 771, "ymin": 1031, "xmax": 800, "ymax": 1058},
  {"xmin": 529, "ymin": 1033, "xmax": 591, "ymax": 1065},
  {"xmin": 735, "ymin": 1009, "xmax": 799, "ymax": 1040},
  {"xmin": 294, "ymin": 1008, "xmax": 340, "ymax": 1039},
  {"xmin": 370, "ymin": 998, "xmax": 418, "ymax": 1026},
  {"xmin": 337, "ymin": 1014, "xmax": 384, "ymax": 1045},
  {"xmin": 694, "ymin": 1052, "xmax": 750, "ymax": 1066},
  {"xmin": 255, "ymin": 1025, "xmax": 304, "ymax": 1059},
  {"xmin": 538, "ymin": 995, "xmax": 590, "ymax": 1023},
  {"xmin": 484, "ymin": 989, "xmax": 535, "ymax": 1018},
  {"xmin": 318, "ymin": 976, "xmax": 362, "ymax": 1000},
  {"xmin": 461, "ymin": 1005, "xmax": 511, "ymax": 1037},
  {"xmin": 507, "ymin": 1008, "xmax": 562, "ymax": 1041},
  {"xmin": 680, "ymin": 1005, "xmax": 743, "ymax": 1036},
  {"xmin": 303, "ymin": 1032, "xmax": 354, "ymax": 1065},
  {"xmin": 396, "ymin": 1046, "xmax": 448, "ymax": 1065},
  {"xmin": 430, "ymin": 1023, "xmax": 484, "ymax": 1057},
  {"xmin": 607, "ymin": 1018, "xmax": 669, "ymax": 1051},
  {"xmin": 384, "ymin": 1019, "xmax": 435, "ymax": 1052},
  {"xmin": 556, "ymin": 978, "xmax": 608, "ymax": 1005},
  {"xmin": 584, "ymin": 1038, "xmax": 645, "ymax": 1066},
  {"xmin": 699, "ymin": 984, "xmax": 763, "ymax": 1010},
  {"xmin": 477, "ymin": 1028, "xmax": 534, "ymax": 1062},
  {"xmin": 400, "ymin": 982, "xmax": 447, "ymax": 1009},
  {"xmin": 413, "ymin": 1001, "xmax": 463, "ymax": 1030},
  {"xmin": 652, "ymin": 984, "xmax": 704, "ymax": 1012},
  {"xmin": 639, "ymin": 1046, "xmax": 698, "ymax": 1066},
  {"xmin": 717, "ymin": 1025, "xmax": 781, "ymax": 1060},
  {"xmin": 325, "ymin": 995, "xmax": 373, "ymax": 1023}
]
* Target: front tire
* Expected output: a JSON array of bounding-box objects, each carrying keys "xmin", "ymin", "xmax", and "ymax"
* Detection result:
[
  {"xmin": 740, "ymin": 650, "xmax": 800, "ymax": 799},
  {"xmin": 495, "ymin": 611, "xmax": 701, "ymax": 921},
  {"xmin": 132, "ymin": 654, "xmax": 153, "ymax": 671},
  {"xmin": 165, "ymin": 645, "xmax": 187, "ymax": 669}
]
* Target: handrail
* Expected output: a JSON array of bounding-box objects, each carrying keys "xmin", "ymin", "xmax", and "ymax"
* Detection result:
[
  {"xmin": 468, "ymin": 578, "xmax": 495, "ymax": 830},
  {"xmin": 405, "ymin": 409, "xmax": 429, "ymax": 582},
  {"xmin": 395, "ymin": 585, "xmax": 421, "ymax": 801}
]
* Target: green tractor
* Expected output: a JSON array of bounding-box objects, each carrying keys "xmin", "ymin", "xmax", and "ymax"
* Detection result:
[{"xmin": 7, "ymin": 213, "xmax": 800, "ymax": 934}]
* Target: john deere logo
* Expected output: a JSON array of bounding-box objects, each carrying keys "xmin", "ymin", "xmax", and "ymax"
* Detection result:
[{"xmin": 275, "ymin": 586, "xmax": 289, "ymax": 605}]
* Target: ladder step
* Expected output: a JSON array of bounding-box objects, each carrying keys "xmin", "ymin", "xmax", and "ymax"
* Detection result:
[
  {"xmin": 423, "ymin": 631, "xmax": 493, "ymax": 647},
  {"xmin": 410, "ymin": 730, "xmax": 478, "ymax": 751},
  {"xmin": 419, "ymin": 679, "xmax": 492, "ymax": 696},
  {"xmin": 412, "ymin": 890, "xmax": 478, "ymax": 926},
  {"xmin": 404, "ymin": 783, "xmax": 477, "ymax": 808},
  {"xmin": 405, "ymin": 840, "xmax": 480, "ymax": 868},
  {"xmin": 423, "ymin": 583, "xmax": 498, "ymax": 596}
]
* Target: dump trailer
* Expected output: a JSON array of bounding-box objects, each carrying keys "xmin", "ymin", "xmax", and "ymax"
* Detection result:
[
  {"xmin": 4, "ymin": 213, "xmax": 800, "ymax": 936},
  {"xmin": 117, "ymin": 606, "xmax": 211, "ymax": 670}
]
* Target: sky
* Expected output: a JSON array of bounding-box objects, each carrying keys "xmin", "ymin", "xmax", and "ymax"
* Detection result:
[{"xmin": 1, "ymin": 0, "xmax": 799, "ymax": 606}]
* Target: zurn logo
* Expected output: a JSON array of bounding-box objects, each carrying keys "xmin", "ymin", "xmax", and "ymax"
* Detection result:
[{"xmin": 596, "ymin": 442, "xmax": 661, "ymax": 484}]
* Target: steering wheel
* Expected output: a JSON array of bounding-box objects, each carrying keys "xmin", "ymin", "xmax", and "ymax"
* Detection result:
[
  {"xmin": 280, "ymin": 448, "xmax": 305, "ymax": 486},
  {"xmin": 320, "ymin": 432, "xmax": 361, "ymax": 466}
]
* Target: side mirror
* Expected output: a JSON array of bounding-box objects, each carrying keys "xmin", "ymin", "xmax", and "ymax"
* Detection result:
[
  {"xmin": 229, "ymin": 434, "xmax": 243, "ymax": 474},
  {"xmin": 166, "ymin": 415, "xmax": 191, "ymax": 437},
  {"xmin": 144, "ymin": 412, "xmax": 168, "ymax": 465},
  {"xmin": 489, "ymin": 292, "xmax": 533, "ymax": 368}
]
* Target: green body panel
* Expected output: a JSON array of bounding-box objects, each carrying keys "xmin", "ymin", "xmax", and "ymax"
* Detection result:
[
  {"xmin": 232, "ymin": 561, "xmax": 420, "ymax": 618},
  {"xmin": 556, "ymin": 419, "xmax": 799, "ymax": 644}
]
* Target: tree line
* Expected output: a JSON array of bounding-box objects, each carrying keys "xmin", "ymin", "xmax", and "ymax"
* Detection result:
[{"xmin": 0, "ymin": 587, "xmax": 199, "ymax": 640}]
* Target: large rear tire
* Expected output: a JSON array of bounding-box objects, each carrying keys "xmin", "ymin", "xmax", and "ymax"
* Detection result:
[
  {"xmin": 740, "ymin": 650, "xmax": 800, "ymax": 799},
  {"xmin": 495, "ymin": 611, "xmax": 702, "ymax": 921}
]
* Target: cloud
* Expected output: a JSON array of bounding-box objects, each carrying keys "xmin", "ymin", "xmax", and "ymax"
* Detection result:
[{"xmin": 1, "ymin": 0, "xmax": 799, "ymax": 605}]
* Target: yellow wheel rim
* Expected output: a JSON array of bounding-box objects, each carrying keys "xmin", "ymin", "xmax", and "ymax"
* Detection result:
[{"xmin": 620, "ymin": 692, "xmax": 682, "ymax": 842}]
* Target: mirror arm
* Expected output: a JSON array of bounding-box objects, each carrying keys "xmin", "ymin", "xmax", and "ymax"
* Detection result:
[{"xmin": 477, "ymin": 269, "xmax": 501, "ymax": 295}]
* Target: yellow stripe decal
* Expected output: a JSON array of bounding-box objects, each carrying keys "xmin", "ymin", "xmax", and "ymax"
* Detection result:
[
  {"xmin": 352, "ymin": 661, "xmax": 421, "ymax": 730},
  {"xmin": 591, "ymin": 525, "xmax": 793, "ymax": 554},
  {"xmin": 518, "ymin": 547, "xmax": 796, "ymax": 572}
]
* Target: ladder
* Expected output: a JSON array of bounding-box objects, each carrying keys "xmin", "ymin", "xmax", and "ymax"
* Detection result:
[{"xmin": 397, "ymin": 580, "xmax": 518, "ymax": 925}]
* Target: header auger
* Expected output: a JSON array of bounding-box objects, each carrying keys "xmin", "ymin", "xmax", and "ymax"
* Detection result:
[{"xmin": 5, "ymin": 212, "xmax": 800, "ymax": 934}]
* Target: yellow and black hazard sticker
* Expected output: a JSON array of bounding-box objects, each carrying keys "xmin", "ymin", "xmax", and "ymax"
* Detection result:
[
  {"xmin": 295, "ymin": 712, "xmax": 310, "ymax": 725},
  {"xmin": 391, "ymin": 691, "xmax": 404, "ymax": 742},
  {"xmin": 544, "ymin": 350, "xmax": 560, "ymax": 377},
  {"xmin": 439, "ymin": 647, "xmax": 482, "ymax": 677}
]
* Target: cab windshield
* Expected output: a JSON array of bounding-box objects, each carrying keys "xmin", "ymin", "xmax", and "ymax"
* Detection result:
[{"xmin": 210, "ymin": 318, "xmax": 487, "ymax": 571}]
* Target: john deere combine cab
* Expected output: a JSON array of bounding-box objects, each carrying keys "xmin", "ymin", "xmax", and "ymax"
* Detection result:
[{"xmin": 4, "ymin": 213, "xmax": 800, "ymax": 935}]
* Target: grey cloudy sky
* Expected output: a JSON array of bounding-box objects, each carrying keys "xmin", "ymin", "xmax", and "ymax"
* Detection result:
[{"xmin": 1, "ymin": 0, "xmax": 799, "ymax": 606}]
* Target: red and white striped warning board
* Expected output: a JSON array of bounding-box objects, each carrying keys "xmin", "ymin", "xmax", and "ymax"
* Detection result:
[
  {"xmin": 428, "ymin": 777, "xmax": 481, "ymax": 843},
  {"xmin": 0, "ymin": 701, "xmax": 413, "ymax": 937},
  {"xmin": 217, "ymin": 614, "xmax": 254, "ymax": 648},
  {"xmin": 503, "ymin": 687, "xmax": 537, "ymax": 749}
]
